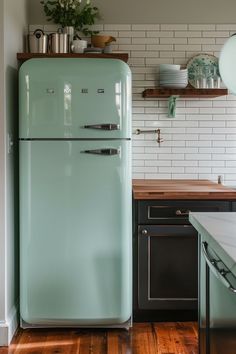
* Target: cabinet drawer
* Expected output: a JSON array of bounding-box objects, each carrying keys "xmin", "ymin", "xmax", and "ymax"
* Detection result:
[{"xmin": 138, "ymin": 200, "xmax": 231, "ymax": 224}]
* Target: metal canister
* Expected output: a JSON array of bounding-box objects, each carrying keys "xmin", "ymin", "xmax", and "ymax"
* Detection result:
[
  {"xmin": 59, "ymin": 33, "xmax": 69, "ymax": 53},
  {"xmin": 28, "ymin": 29, "xmax": 48, "ymax": 53},
  {"xmin": 49, "ymin": 29, "xmax": 69, "ymax": 54}
]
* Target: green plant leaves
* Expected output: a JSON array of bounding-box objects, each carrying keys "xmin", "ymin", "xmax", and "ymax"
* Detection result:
[{"xmin": 41, "ymin": 0, "xmax": 100, "ymax": 35}]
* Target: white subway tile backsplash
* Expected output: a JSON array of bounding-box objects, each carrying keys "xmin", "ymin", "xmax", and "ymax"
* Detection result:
[
  {"xmin": 216, "ymin": 24, "xmax": 236, "ymax": 30},
  {"xmin": 161, "ymin": 24, "xmax": 188, "ymax": 30},
  {"xmin": 133, "ymin": 166, "xmax": 157, "ymax": 173},
  {"xmin": 145, "ymin": 173, "xmax": 172, "ymax": 179},
  {"xmin": 145, "ymin": 58, "xmax": 174, "ymax": 65},
  {"xmin": 146, "ymin": 44, "xmax": 174, "ymax": 51},
  {"xmin": 145, "ymin": 147, "xmax": 172, "ymax": 154},
  {"xmin": 175, "ymin": 31, "xmax": 201, "ymax": 37},
  {"xmin": 172, "ymin": 174, "xmax": 199, "ymax": 179},
  {"xmin": 133, "ymin": 51, "xmax": 161, "ymax": 58},
  {"xmin": 212, "ymin": 154, "xmax": 236, "ymax": 160},
  {"xmin": 145, "ymin": 160, "xmax": 172, "ymax": 166},
  {"xmin": 186, "ymin": 127, "xmax": 212, "ymax": 134},
  {"xmin": 199, "ymin": 108, "xmax": 226, "ymax": 114},
  {"xmin": 158, "ymin": 153, "xmax": 185, "ymax": 160},
  {"xmin": 186, "ymin": 141, "xmax": 211, "ymax": 147},
  {"xmin": 199, "ymin": 121, "xmax": 225, "ymax": 127},
  {"xmin": 160, "ymin": 38, "xmax": 187, "ymax": 44},
  {"xmin": 185, "ymin": 167, "xmax": 211, "ymax": 173},
  {"xmin": 188, "ymin": 38, "xmax": 215, "ymax": 44},
  {"xmin": 199, "ymin": 161, "xmax": 225, "ymax": 167},
  {"xmin": 175, "ymin": 44, "xmax": 201, "ymax": 51},
  {"xmin": 160, "ymin": 51, "xmax": 185, "ymax": 58},
  {"xmin": 213, "ymin": 140, "xmax": 236, "ymax": 147},
  {"xmin": 119, "ymin": 44, "xmax": 145, "ymax": 51},
  {"xmin": 119, "ymin": 31, "xmax": 145, "ymax": 37},
  {"xmin": 185, "ymin": 154, "xmax": 212, "ymax": 160},
  {"xmin": 202, "ymin": 45, "xmax": 223, "ymax": 51},
  {"xmin": 172, "ymin": 121, "xmax": 198, "ymax": 128},
  {"xmin": 186, "ymin": 114, "xmax": 213, "ymax": 120},
  {"xmin": 188, "ymin": 24, "xmax": 216, "ymax": 30},
  {"xmin": 226, "ymin": 148, "xmax": 236, "ymax": 153},
  {"xmin": 199, "ymin": 134, "xmax": 226, "ymax": 140},
  {"xmin": 132, "ymin": 160, "xmax": 145, "ymax": 167},
  {"xmin": 147, "ymin": 31, "xmax": 174, "ymax": 38},
  {"xmin": 172, "ymin": 160, "xmax": 198, "ymax": 167},
  {"xmin": 132, "ymin": 38, "xmax": 159, "ymax": 44},
  {"xmin": 104, "ymin": 24, "xmax": 131, "ymax": 31},
  {"xmin": 132, "ymin": 24, "xmax": 160, "ymax": 30},
  {"xmin": 226, "ymin": 161, "xmax": 236, "ymax": 167},
  {"xmin": 160, "ymin": 167, "xmax": 185, "ymax": 173},
  {"xmin": 226, "ymin": 134, "xmax": 236, "ymax": 140},
  {"xmin": 133, "ymin": 173, "xmax": 145, "ymax": 178},
  {"xmin": 202, "ymin": 31, "xmax": 229, "ymax": 37},
  {"xmin": 173, "ymin": 134, "xmax": 199, "ymax": 140},
  {"xmin": 199, "ymin": 147, "xmax": 225, "ymax": 153},
  {"xmin": 213, "ymin": 128, "xmax": 236, "ymax": 133}
]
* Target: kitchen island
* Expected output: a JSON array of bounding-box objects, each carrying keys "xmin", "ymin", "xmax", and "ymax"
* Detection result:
[
  {"xmin": 133, "ymin": 180, "xmax": 236, "ymax": 322},
  {"xmin": 190, "ymin": 212, "xmax": 236, "ymax": 272},
  {"xmin": 189, "ymin": 212, "xmax": 236, "ymax": 354}
]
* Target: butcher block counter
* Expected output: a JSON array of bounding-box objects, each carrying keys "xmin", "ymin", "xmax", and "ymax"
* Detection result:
[{"xmin": 132, "ymin": 179, "xmax": 236, "ymax": 200}]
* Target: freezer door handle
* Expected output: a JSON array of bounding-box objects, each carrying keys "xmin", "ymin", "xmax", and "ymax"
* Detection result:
[
  {"xmin": 81, "ymin": 148, "xmax": 120, "ymax": 156},
  {"xmin": 83, "ymin": 124, "xmax": 120, "ymax": 131}
]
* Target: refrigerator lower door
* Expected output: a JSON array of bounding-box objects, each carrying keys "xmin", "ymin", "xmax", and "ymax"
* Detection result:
[{"xmin": 20, "ymin": 140, "xmax": 132, "ymax": 326}]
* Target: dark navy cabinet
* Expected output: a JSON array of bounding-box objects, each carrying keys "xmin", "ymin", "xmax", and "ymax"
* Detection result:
[{"xmin": 133, "ymin": 200, "xmax": 232, "ymax": 321}]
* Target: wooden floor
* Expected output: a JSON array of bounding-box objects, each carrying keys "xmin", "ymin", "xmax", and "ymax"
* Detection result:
[{"xmin": 0, "ymin": 322, "xmax": 198, "ymax": 354}]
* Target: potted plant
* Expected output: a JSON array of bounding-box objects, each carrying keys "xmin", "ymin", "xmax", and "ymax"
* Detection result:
[{"xmin": 40, "ymin": 0, "xmax": 100, "ymax": 37}]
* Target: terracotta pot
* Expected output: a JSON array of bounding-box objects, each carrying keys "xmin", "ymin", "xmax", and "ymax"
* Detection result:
[{"xmin": 91, "ymin": 35, "xmax": 116, "ymax": 48}]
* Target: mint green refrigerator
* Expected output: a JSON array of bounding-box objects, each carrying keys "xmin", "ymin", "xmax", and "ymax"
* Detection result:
[{"xmin": 19, "ymin": 58, "xmax": 132, "ymax": 328}]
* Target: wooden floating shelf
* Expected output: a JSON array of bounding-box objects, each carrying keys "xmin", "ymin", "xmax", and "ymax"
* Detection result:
[
  {"xmin": 17, "ymin": 52, "xmax": 129, "ymax": 63},
  {"xmin": 143, "ymin": 87, "xmax": 228, "ymax": 98}
]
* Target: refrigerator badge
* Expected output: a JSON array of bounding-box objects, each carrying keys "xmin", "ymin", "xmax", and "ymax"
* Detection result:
[
  {"xmin": 81, "ymin": 88, "xmax": 88, "ymax": 94},
  {"xmin": 97, "ymin": 89, "xmax": 105, "ymax": 94},
  {"xmin": 46, "ymin": 88, "xmax": 55, "ymax": 94}
]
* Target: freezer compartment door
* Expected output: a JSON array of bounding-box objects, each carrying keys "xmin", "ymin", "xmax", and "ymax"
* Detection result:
[
  {"xmin": 19, "ymin": 58, "xmax": 131, "ymax": 139},
  {"xmin": 20, "ymin": 140, "xmax": 132, "ymax": 326}
]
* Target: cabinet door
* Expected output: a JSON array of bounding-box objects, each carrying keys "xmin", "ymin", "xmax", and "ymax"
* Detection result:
[{"xmin": 138, "ymin": 225, "xmax": 198, "ymax": 310}]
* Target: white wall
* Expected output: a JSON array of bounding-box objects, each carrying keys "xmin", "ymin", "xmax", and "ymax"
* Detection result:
[
  {"xmin": 28, "ymin": 0, "xmax": 236, "ymax": 24},
  {"xmin": 0, "ymin": 0, "xmax": 28, "ymax": 346}
]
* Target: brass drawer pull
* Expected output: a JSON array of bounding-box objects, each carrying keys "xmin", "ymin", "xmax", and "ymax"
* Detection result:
[{"xmin": 176, "ymin": 209, "xmax": 190, "ymax": 216}]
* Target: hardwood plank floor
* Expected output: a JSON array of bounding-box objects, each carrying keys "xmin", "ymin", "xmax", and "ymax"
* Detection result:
[{"xmin": 0, "ymin": 322, "xmax": 198, "ymax": 354}]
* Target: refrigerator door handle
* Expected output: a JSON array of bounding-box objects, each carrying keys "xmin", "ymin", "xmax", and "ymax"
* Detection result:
[
  {"xmin": 83, "ymin": 124, "xmax": 120, "ymax": 131},
  {"xmin": 81, "ymin": 148, "xmax": 120, "ymax": 156}
]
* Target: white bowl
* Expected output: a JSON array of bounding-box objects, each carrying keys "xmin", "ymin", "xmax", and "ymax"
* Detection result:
[{"xmin": 159, "ymin": 64, "xmax": 181, "ymax": 71}]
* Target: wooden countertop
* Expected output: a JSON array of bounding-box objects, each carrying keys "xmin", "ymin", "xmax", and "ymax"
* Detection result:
[{"xmin": 132, "ymin": 179, "xmax": 236, "ymax": 200}]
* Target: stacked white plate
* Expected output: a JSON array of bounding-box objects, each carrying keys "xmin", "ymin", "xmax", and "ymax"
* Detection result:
[{"xmin": 159, "ymin": 64, "xmax": 188, "ymax": 88}]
